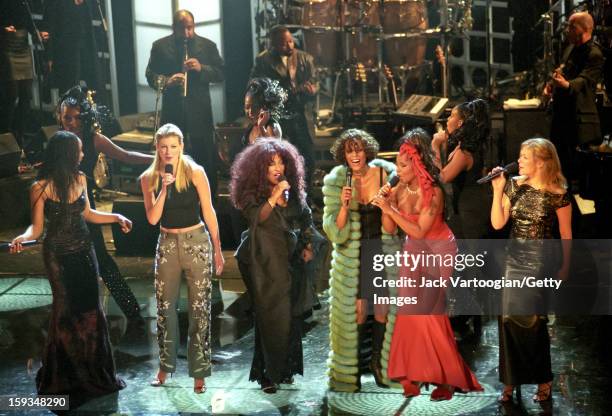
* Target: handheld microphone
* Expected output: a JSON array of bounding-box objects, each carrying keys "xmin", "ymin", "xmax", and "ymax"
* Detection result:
[
  {"xmin": 164, "ymin": 164, "xmax": 174, "ymax": 198},
  {"xmin": 476, "ymin": 162, "xmax": 518, "ymax": 184},
  {"xmin": 370, "ymin": 175, "xmax": 400, "ymax": 203},
  {"xmin": 386, "ymin": 175, "xmax": 400, "ymax": 190},
  {"xmin": 278, "ymin": 175, "xmax": 290, "ymax": 202},
  {"xmin": 345, "ymin": 168, "xmax": 352, "ymax": 188},
  {"xmin": 1, "ymin": 240, "xmax": 38, "ymax": 252}
]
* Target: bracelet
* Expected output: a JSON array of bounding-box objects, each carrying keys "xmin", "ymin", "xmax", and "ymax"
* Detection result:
[{"xmin": 267, "ymin": 198, "xmax": 275, "ymax": 208}]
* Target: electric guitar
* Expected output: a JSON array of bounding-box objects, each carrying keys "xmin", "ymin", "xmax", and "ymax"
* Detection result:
[{"xmin": 383, "ymin": 65, "xmax": 399, "ymax": 109}]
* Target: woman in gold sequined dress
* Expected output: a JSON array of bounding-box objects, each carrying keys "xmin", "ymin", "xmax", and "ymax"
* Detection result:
[{"xmin": 490, "ymin": 138, "xmax": 572, "ymax": 403}]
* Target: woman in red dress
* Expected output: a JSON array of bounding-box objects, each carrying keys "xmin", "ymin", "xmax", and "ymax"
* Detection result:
[{"xmin": 372, "ymin": 129, "xmax": 483, "ymax": 400}]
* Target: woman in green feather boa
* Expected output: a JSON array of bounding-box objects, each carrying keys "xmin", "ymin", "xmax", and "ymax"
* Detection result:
[{"xmin": 322, "ymin": 129, "xmax": 397, "ymax": 392}]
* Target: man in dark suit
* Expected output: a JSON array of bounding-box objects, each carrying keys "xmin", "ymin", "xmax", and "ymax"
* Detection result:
[
  {"xmin": 250, "ymin": 26, "xmax": 317, "ymax": 188},
  {"xmin": 146, "ymin": 9, "xmax": 224, "ymax": 195},
  {"xmin": 545, "ymin": 11, "xmax": 603, "ymax": 181}
]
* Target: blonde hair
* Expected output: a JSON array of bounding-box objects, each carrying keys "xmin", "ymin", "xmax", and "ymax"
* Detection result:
[
  {"xmin": 521, "ymin": 138, "xmax": 567, "ymax": 189},
  {"xmin": 140, "ymin": 123, "xmax": 195, "ymax": 192}
]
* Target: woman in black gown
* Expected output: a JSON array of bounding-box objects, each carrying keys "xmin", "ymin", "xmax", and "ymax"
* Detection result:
[
  {"xmin": 431, "ymin": 98, "xmax": 490, "ymax": 239},
  {"xmin": 229, "ymin": 77, "xmax": 285, "ymax": 162},
  {"xmin": 58, "ymin": 86, "xmax": 153, "ymax": 330},
  {"xmin": 228, "ymin": 77, "xmax": 286, "ymax": 245},
  {"xmin": 230, "ymin": 138, "xmax": 316, "ymax": 393},
  {"xmin": 11, "ymin": 131, "xmax": 132, "ymax": 410},
  {"xmin": 490, "ymin": 138, "xmax": 572, "ymax": 403}
]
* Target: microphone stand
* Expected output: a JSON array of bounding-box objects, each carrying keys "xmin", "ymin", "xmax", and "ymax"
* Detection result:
[{"xmin": 153, "ymin": 76, "xmax": 166, "ymax": 134}]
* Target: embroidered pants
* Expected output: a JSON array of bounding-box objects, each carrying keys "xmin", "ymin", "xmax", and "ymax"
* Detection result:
[{"xmin": 154, "ymin": 226, "xmax": 213, "ymax": 378}]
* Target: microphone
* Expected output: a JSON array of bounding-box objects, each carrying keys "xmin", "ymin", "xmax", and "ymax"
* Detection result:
[
  {"xmin": 165, "ymin": 164, "xmax": 174, "ymax": 199},
  {"xmin": 476, "ymin": 162, "xmax": 518, "ymax": 185},
  {"xmin": 278, "ymin": 175, "xmax": 290, "ymax": 202},
  {"xmin": 370, "ymin": 175, "xmax": 400, "ymax": 203},
  {"xmin": 345, "ymin": 168, "xmax": 352, "ymax": 188},
  {"xmin": 1, "ymin": 240, "xmax": 38, "ymax": 252}
]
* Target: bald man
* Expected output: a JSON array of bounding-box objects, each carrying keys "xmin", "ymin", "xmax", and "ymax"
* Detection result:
[
  {"xmin": 146, "ymin": 10, "xmax": 224, "ymax": 195},
  {"xmin": 545, "ymin": 12, "xmax": 603, "ymax": 181}
]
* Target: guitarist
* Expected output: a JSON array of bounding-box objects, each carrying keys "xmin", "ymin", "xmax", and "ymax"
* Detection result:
[{"xmin": 543, "ymin": 11, "xmax": 603, "ymax": 182}]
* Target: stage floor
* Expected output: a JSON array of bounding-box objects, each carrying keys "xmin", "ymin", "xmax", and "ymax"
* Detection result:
[
  {"xmin": 1, "ymin": 245, "xmax": 611, "ymax": 414},
  {"xmin": 1, "ymin": 196, "xmax": 611, "ymax": 415}
]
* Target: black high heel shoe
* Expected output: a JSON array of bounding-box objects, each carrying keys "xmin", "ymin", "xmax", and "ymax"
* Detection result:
[{"xmin": 260, "ymin": 378, "xmax": 278, "ymax": 394}]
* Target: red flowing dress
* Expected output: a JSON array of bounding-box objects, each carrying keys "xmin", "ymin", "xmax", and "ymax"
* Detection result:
[{"xmin": 387, "ymin": 213, "xmax": 483, "ymax": 393}]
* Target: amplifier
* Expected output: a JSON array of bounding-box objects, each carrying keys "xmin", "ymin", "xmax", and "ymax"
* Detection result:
[
  {"xmin": 395, "ymin": 95, "xmax": 449, "ymax": 122},
  {"xmin": 112, "ymin": 130, "xmax": 154, "ymax": 152},
  {"xmin": 0, "ymin": 132, "xmax": 21, "ymax": 178}
]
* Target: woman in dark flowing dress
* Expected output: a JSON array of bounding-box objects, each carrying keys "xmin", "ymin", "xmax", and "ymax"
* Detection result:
[
  {"xmin": 373, "ymin": 130, "xmax": 483, "ymax": 401},
  {"xmin": 10, "ymin": 131, "xmax": 131, "ymax": 410},
  {"xmin": 431, "ymin": 98, "xmax": 490, "ymax": 239},
  {"xmin": 231, "ymin": 139, "xmax": 318, "ymax": 393},
  {"xmin": 58, "ymin": 86, "xmax": 153, "ymax": 330},
  {"xmin": 490, "ymin": 138, "xmax": 572, "ymax": 403},
  {"xmin": 228, "ymin": 77, "xmax": 286, "ymax": 245}
]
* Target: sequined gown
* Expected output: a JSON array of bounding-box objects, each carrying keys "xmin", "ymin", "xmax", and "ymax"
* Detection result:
[
  {"xmin": 37, "ymin": 192, "xmax": 125, "ymax": 409},
  {"xmin": 499, "ymin": 179, "xmax": 571, "ymax": 385}
]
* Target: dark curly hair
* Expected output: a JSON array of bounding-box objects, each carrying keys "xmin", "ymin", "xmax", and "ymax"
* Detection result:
[
  {"xmin": 56, "ymin": 85, "xmax": 112, "ymax": 133},
  {"xmin": 38, "ymin": 131, "xmax": 82, "ymax": 206},
  {"xmin": 448, "ymin": 99, "xmax": 489, "ymax": 155},
  {"xmin": 330, "ymin": 128, "xmax": 380, "ymax": 164},
  {"xmin": 230, "ymin": 138, "xmax": 306, "ymax": 210},
  {"xmin": 395, "ymin": 128, "xmax": 441, "ymax": 187},
  {"xmin": 245, "ymin": 77, "xmax": 288, "ymax": 121}
]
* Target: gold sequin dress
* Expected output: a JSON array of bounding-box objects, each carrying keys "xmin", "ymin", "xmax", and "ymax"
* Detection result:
[{"xmin": 499, "ymin": 178, "xmax": 570, "ymax": 385}]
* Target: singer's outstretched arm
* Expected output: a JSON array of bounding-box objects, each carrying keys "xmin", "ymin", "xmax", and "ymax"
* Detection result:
[{"xmin": 94, "ymin": 132, "xmax": 153, "ymax": 165}]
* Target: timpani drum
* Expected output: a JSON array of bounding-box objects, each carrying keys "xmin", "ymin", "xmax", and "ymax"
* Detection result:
[
  {"xmin": 303, "ymin": 30, "xmax": 339, "ymax": 68},
  {"xmin": 343, "ymin": 0, "xmax": 381, "ymax": 68},
  {"xmin": 382, "ymin": 0, "xmax": 427, "ymax": 68},
  {"xmin": 299, "ymin": 0, "xmax": 339, "ymax": 69},
  {"xmin": 300, "ymin": 0, "xmax": 338, "ymax": 27},
  {"xmin": 343, "ymin": 0, "xmax": 381, "ymax": 27}
]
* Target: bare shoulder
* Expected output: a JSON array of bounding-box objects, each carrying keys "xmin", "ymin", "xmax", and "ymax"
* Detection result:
[
  {"xmin": 191, "ymin": 163, "xmax": 206, "ymax": 179},
  {"xmin": 31, "ymin": 180, "xmax": 47, "ymax": 194},
  {"xmin": 31, "ymin": 180, "xmax": 49, "ymax": 202}
]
